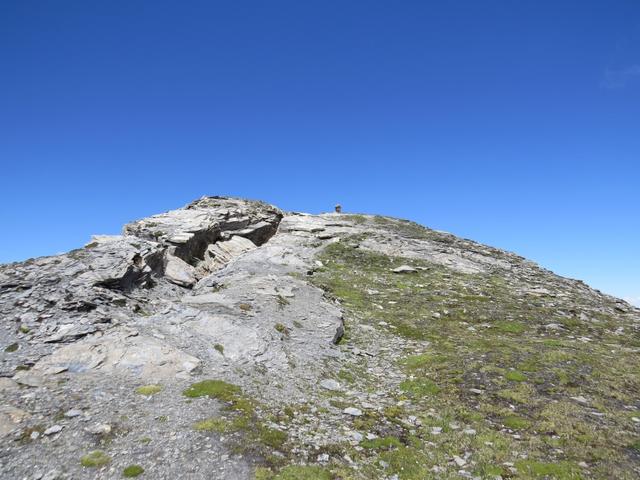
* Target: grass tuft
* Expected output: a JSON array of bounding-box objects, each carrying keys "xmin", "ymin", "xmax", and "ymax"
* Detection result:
[{"xmin": 135, "ymin": 384, "xmax": 162, "ymax": 396}]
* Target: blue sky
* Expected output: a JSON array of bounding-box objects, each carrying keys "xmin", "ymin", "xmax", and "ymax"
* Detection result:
[{"xmin": 1, "ymin": 1, "xmax": 638, "ymax": 305}]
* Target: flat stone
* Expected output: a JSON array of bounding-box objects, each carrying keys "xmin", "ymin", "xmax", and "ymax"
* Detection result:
[
  {"xmin": 343, "ymin": 407, "xmax": 362, "ymax": 417},
  {"xmin": 204, "ymin": 236, "xmax": 256, "ymax": 271},
  {"xmin": 0, "ymin": 406, "xmax": 30, "ymax": 437},
  {"xmin": 43, "ymin": 425, "xmax": 63, "ymax": 435},
  {"xmin": 164, "ymin": 254, "xmax": 197, "ymax": 287},
  {"xmin": 44, "ymin": 324, "xmax": 98, "ymax": 343},
  {"xmin": 0, "ymin": 378, "xmax": 17, "ymax": 392},
  {"xmin": 391, "ymin": 265, "xmax": 418, "ymax": 274},
  {"xmin": 12, "ymin": 372, "xmax": 43, "ymax": 388},
  {"xmin": 64, "ymin": 409, "xmax": 83, "ymax": 418},
  {"xmin": 85, "ymin": 423, "xmax": 111, "ymax": 435},
  {"xmin": 320, "ymin": 379, "xmax": 341, "ymax": 391},
  {"xmin": 544, "ymin": 323, "xmax": 566, "ymax": 330},
  {"xmin": 453, "ymin": 455, "xmax": 466, "ymax": 467},
  {"xmin": 35, "ymin": 329, "xmax": 201, "ymax": 379},
  {"xmin": 182, "ymin": 293, "xmax": 235, "ymax": 307},
  {"xmin": 42, "ymin": 470, "xmax": 61, "ymax": 480}
]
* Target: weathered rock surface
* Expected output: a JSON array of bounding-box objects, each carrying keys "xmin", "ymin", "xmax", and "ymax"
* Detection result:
[{"xmin": 1, "ymin": 197, "xmax": 638, "ymax": 479}]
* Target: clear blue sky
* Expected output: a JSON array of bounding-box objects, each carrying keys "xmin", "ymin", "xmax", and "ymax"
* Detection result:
[{"xmin": 1, "ymin": 1, "xmax": 638, "ymax": 305}]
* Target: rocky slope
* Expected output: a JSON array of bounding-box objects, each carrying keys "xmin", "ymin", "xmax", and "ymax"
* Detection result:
[{"xmin": 1, "ymin": 196, "xmax": 639, "ymax": 480}]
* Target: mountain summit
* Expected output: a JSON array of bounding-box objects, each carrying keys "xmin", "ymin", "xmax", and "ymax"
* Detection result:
[{"xmin": 1, "ymin": 197, "xmax": 638, "ymax": 479}]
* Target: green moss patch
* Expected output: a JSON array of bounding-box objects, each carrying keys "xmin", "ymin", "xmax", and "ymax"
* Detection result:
[
  {"xmin": 380, "ymin": 446, "xmax": 429, "ymax": 479},
  {"xmin": 502, "ymin": 415, "xmax": 531, "ymax": 430},
  {"xmin": 494, "ymin": 321, "xmax": 526, "ymax": 334},
  {"xmin": 514, "ymin": 460, "xmax": 581, "ymax": 479},
  {"xmin": 504, "ymin": 370, "xmax": 527, "ymax": 382},
  {"xmin": 276, "ymin": 295, "xmax": 290, "ymax": 308},
  {"xmin": 183, "ymin": 380, "xmax": 241, "ymax": 401},
  {"xmin": 135, "ymin": 384, "xmax": 162, "ymax": 396},
  {"xmin": 188, "ymin": 379, "xmax": 289, "ymax": 459},
  {"xmin": 399, "ymin": 378, "xmax": 440, "ymax": 396},
  {"xmin": 360, "ymin": 436, "xmax": 403, "ymax": 450},
  {"xmin": 256, "ymin": 465, "xmax": 333, "ymax": 480},
  {"xmin": 274, "ymin": 323, "xmax": 290, "ymax": 335},
  {"xmin": 194, "ymin": 417, "xmax": 234, "ymax": 433},
  {"xmin": 123, "ymin": 464, "xmax": 144, "ymax": 477},
  {"xmin": 259, "ymin": 426, "xmax": 288, "ymax": 449},
  {"xmin": 80, "ymin": 450, "xmax": 111, "ymax": 468}
]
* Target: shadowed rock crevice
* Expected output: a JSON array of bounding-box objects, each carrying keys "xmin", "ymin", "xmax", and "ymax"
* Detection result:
[
  {"xmin": 123, "ymin": 196, "xmax": 284, "ymax": 288},
  {"xmin": 93, "ymin": 250, "xmax": 165, "ymax": 292}
]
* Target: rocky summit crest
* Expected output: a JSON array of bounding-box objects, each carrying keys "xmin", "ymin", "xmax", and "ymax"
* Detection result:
[{"xmin": 1, "ymin": 197, "xmax": 639, "ymax": 479}]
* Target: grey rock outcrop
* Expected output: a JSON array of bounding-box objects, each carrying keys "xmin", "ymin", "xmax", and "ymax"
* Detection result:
[{"xmin": 1, "ymin": 197, "xmax": 638, "ymax": 480}]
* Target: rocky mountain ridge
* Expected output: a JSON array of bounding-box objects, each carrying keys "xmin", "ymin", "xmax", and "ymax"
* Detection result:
[{"xmin": 1, "ymin": 197, "xmax": 638, "ymax": 480}]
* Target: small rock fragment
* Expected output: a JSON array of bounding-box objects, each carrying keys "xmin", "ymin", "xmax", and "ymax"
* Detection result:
[
  {"xmin": 85, "ymin": 423, "xmax": 112, "ymax": 435},
  {"xmin": 320, "ymin": 379, "xmax": 342, "ymax": 391},
  {"xmin": 43, "ymin": 425, "xmax": 63, "ymax": 436},
  {"xmin": 12, "ymin": 373, "xmax": 43, "ymax": 388},
  {"xmin": 343, "ymin": 407, "xmax": 363, "ymax": 417},
  {"xmin": 453, "ymin": 455, "xmax": 466, "ymax": 467},
  {"xmin": 42, "ymin": 470, "xmax": 61, "ymax": 480},
  {"xmin": 392, "ymin": 265, "xmax": 418, "ymax": 274}
]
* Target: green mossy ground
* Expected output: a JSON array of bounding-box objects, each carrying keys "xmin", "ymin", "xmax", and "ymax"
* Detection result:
[
  {"xmin": 255, "ymin": 465, "xmax": 333, "ymax": 480},
  {"xmin": 186, "ymin": 380, "xmax": 289, "ymax": 460},
  {"xmin": 306, "ymin": 220, "xmax": 640, "ymax": 479}
]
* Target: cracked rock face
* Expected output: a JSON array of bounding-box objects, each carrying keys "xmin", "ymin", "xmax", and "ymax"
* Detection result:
[
  {"xmin": 0, "ymin": 197, "xmax": 346, "ymax": 479},
  {"xmin": 1, "ymin": 197, "xmax": 639, "ymax": 480}
]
